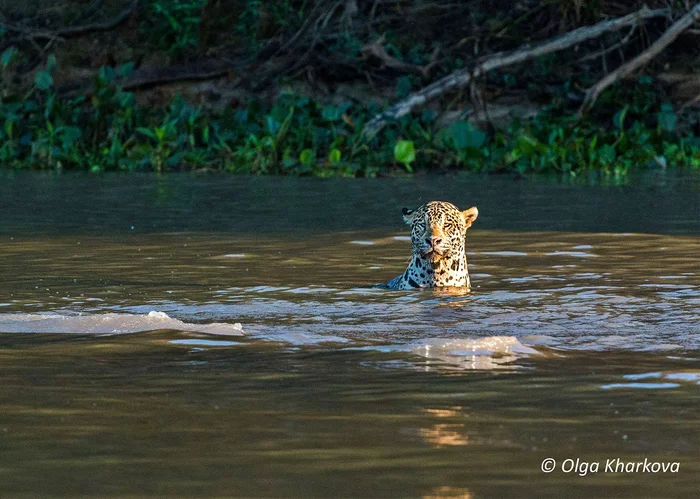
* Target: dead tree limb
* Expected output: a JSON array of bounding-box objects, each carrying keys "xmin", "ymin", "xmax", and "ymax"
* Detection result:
[
  {"xmin": 574, "ymin": 25, "xmax": 637, "ymax": 64},
  {"xmin": 361, "ymin": 6, "xmax": 669, "ymax": 137},
  {"xmin": 580, "ymin": 3, "xmax": 700, "ymax": 113},
  {"xmin": 57, "ymin": 60, "xmax": 236, "ymax": 96}
]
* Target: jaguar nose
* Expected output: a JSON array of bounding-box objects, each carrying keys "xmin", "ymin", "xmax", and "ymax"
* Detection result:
[{"xmin": 426, "ymin": 237, "xmax": 442, "ymax": 248}]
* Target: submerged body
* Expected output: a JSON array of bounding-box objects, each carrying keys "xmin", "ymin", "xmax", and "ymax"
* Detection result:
[{"xmin": 386, "ymin": 201, "xmax": 478, "ymax": 290}]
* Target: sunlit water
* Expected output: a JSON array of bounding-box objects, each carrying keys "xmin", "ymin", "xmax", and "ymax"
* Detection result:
[{"xmin": 0, "ymin": 172, "xmax": 698, "ymax": 497}]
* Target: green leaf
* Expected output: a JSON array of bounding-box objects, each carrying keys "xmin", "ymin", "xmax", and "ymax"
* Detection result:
[
  {"xmin": 266, "ymin": 116, "xmax": 280, "ymax": 135},
  {"xmin": 118, "ymin": 62, "xmax": 135, "ymax": 78},
  {"xmin": 155, "ymin": 126, "xmax": 167, "ymax": 142},
  {"xmin": 613, "ymin": 106, "xmax": 628, "ymax": 130},
  {"xmin": 96, "ymin": 65, "xmax": 114, "ymax": 86},
  {"xmin": 274, "ymin": 106, "xmax": 294, "ymax": 149},
  {"xmin": 136, "ymin": 127, "xmax": 157, "ymax": 140},
  {"xmin": 516, "ymin": 134, "xmax": 540, "ymax": 157},
  {"xmin": 46, "ymin": 54, "xmax": 57, "ymax": 73},
  {"xmin": 321, "ymin": 105, "xmax": 341, "ymax": 121},
  {"xmin": 1, "ymin": 46, "xmax": 18, "ymax": 69},
  {"xmin": 117, "ymin": 91, "xmax": 135, "ymax": 109},
  {"xmin": 396, "ymin": 76, "xmax": 412, "ymax": 98},
  {"xmin": 657, "ymin": 104, "xmax": 677, "ymax": 132},
  {"xmin": 34, "ymin": 71, "xmax": 53, "ymax": 90},
  {"xmin": 394, "ymin": 140, "xmax": 415, "ymax": 169},
  {"xmin": 328, "ymin": 148, "xmax": 341, "ymax": 164},
  {"xmin": 448, "ymin": 121, "xmax": 486, "ymax": 150},
  {"xmin": 598, "ymin": 144, "xmax": 616, "ymax": 164},
  {"xmin": 60, "ymin": 126, "xmax": 82, "ymax": 147},
  {"xmin": 420, "ymin": 109, "xmax": 436, "ymax": 123},
  {"xmin": 299, "ymin": 149, "xmax": 315, "ymax": 166}
]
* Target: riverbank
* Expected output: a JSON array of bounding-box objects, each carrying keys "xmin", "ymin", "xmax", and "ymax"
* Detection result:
[{"xmin": 1, "ymin": 1, "xmax": 699, "ymax": 176}]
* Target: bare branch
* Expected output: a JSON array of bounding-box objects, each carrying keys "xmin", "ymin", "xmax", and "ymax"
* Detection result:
[
  {"xmin": 361, "ymin": 34, "xmax": 426, "ymax": 74},
  {"xmin": 574, "ymin": 25, "xmax": 637, "ymax": 64},
  {"xmin": 580, "ymin": 4, "xmax": 700, "ymax": 113},
  {"xmin": 361, "ymin": 6, "xmax": 669, "ymax": 138}
]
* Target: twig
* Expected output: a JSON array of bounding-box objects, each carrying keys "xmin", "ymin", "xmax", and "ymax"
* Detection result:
[
  {"xmin": 574, "ymin": 25, "xmax": 637, "ymax": 64},
  {"xmin": 361, "ymin": 34, "xmax": 426, "ymax": 74},
  {"xmin": 250, "ymin": 1, "xmax": 343, "ymax": 91},
  {"xmin": 680, "ymin": 93, "xmax": 700, "ymax": 110},
  {"xmin": 52, "ymin": 0, "xmax": 138, "ymax": 38},
  {"xmin": 361, "ymin": 6, "xmax": 669, "ymax": 137},
  {"xmin": 580, "ymin": 3, "xmax": 700, "ymax": 113},
  {"xmin": 272, "ymin": 0, "xmax": 329, "ymax": 58}
]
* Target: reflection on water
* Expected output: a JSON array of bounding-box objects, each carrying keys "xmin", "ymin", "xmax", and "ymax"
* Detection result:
[
  {"xmin": 420, "ymin": 408, "xmax": 470, "ymax": 448},
  {"xmin": 423, "ymin": 487, "xmax": 473, "ymax": 499},
  {"xmin": 0, "ymin": 172, "xmax": 699, "ymax": 497}
]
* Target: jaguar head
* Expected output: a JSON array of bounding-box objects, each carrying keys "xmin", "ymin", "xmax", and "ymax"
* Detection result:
[{"xmin": 402, "ymin": 201, "xmax": 478, "ymax": 264}]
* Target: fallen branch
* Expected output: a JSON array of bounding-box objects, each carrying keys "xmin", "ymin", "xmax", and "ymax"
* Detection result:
[
  {"xmin": 118, "ymin": 62, "xmax": 232, "ymax": 91},
  {"xmin": 361, "ymin": 6, "xmax": 669, "ymax": 137},
  {"xmin": 57, "ymin": 60, "xmax": 235, "ymax": 96},
  {"xmin": 580, "ymin": 3, "xmax": 700, "ymax": 113}
]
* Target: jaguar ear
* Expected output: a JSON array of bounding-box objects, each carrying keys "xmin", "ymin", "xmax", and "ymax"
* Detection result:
[
  {"xmin": 461, "ymin": 206, "xmax": 479, "ymax": 228},
  {"xmin": 402, "ymin": 207, "xmax": 416, "ymax": 224}
]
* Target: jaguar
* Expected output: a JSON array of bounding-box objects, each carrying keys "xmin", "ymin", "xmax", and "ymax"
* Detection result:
[{"xmin": 385, "ymin": 201, "xmax": 479, "ymax": 290}]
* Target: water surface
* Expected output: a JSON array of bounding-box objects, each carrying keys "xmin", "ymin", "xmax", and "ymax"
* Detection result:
[{"xmin": 0, "ymin": 172, "xmax": 698, "ymax": 498}]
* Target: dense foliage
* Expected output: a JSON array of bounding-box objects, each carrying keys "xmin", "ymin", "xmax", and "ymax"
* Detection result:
[{"xmin": 0, "ymin": 0, "xmax": 699, "ymax": 176}]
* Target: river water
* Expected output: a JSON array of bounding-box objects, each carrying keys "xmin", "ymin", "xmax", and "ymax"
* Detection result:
[{"xmin": 0, "ymin": 171, "xmax": 698, "ymax": 498}]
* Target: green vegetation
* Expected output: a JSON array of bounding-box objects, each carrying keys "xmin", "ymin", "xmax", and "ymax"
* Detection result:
[
  {"xmin": 1, "ymin": 1, "xmax": 699, "ymax": 176},
  {"xmin": 1, "ymin": 54, "xmax": 697, "ymax": 176}
]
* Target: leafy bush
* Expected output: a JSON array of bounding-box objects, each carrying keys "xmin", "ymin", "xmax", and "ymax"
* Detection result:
[
  {"xmin": 142, "ymin": 0, "xmax": 207, "ymax": 58},
  {"xmin": 0, "ymin": 49, "xmax": 698, "ymax": 176}
]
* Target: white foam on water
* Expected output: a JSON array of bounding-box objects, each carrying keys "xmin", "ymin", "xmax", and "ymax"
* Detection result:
[
  {"xmin": 545, "ymin": 251, "xmax": 598, "ymax": 258},
  {"xmin": 170, "ymin": 339, "xmax": 240, "ymax": 347},
  {"xmin": 623, "ymin": 371, "xmax": 700, "ymax": 384},
  {"xmin": 600, "ymin": 383, "xmax": 680, "ymax": 390},
  {"xmin": 0, "ymin": 311, "xmax": 245, "ymax": 336},
  {"xmin": 601, "ymin": 370, "xmax": 700, "ymax": 389},
  {"xmin": 351, "ymin": 336, "xmax": 539, "ymax": 370},
  {"xmin": 257, "ymin": 331, "xmax": 351, "ymax": 345},
  {"xmin": 411, "ymin": 336, "xmax": 539, "ymax": 356}
]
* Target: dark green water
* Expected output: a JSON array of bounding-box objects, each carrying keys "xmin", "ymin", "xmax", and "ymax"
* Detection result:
[{"xmin": 0, "ymin": 171, "xmax": 698, "ymax": 498}]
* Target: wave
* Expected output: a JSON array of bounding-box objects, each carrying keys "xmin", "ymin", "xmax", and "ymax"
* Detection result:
[
  {"xmin": 0, "ymin": 311, "xmax": 244, "ymax": 336},
  {"xmin": 350, "ymin": 336, "xmax": 540, "ymax": 370}
]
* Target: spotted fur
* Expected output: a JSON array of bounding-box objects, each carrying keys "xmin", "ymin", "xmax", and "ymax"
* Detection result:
[{"xmin": 386, "ymin": 201, "xmax": 478, "ymax": 290}]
